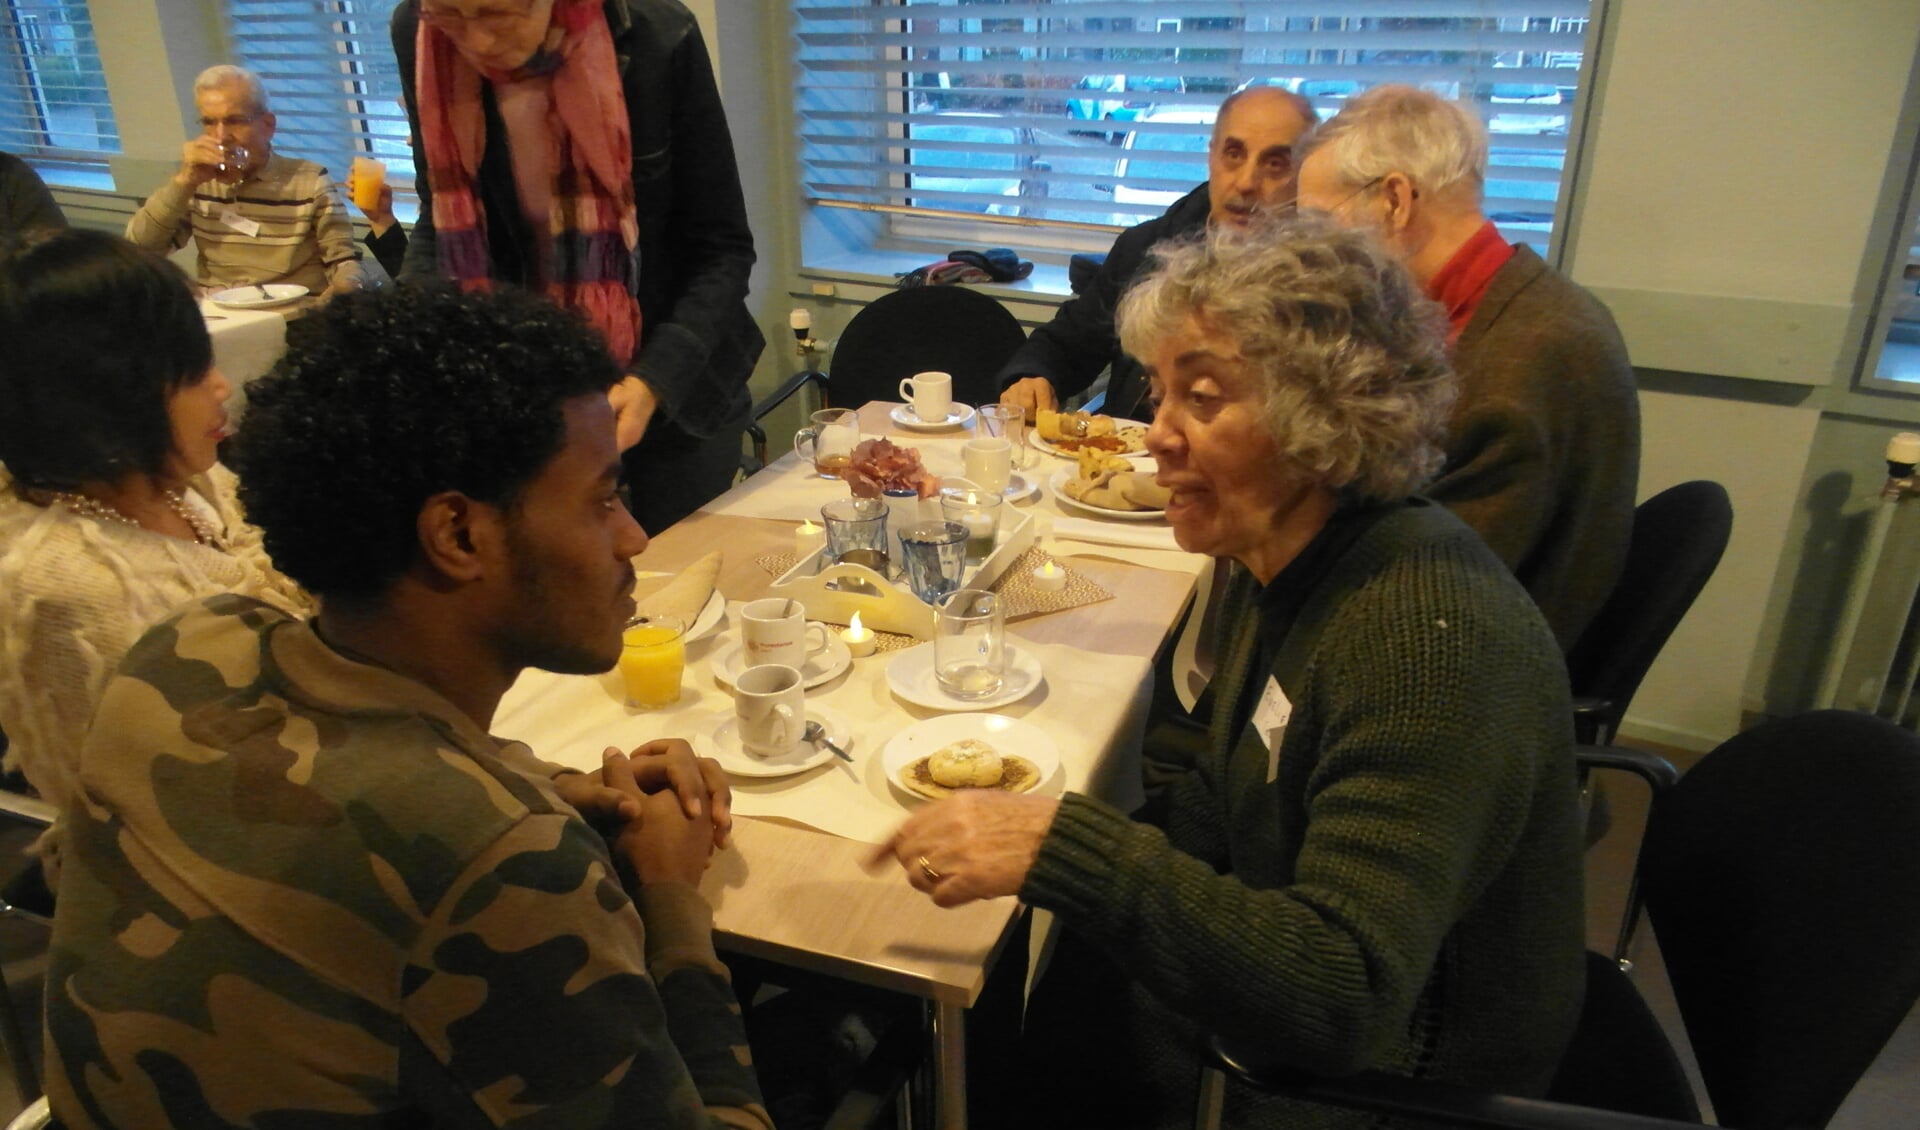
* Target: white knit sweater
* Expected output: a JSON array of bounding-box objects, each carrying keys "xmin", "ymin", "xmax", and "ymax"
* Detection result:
[{"xmin": 0, "ymin": 463, "xmax": 313, "ymax": 838}]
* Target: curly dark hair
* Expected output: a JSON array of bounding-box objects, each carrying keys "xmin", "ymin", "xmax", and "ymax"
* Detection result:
[
  {"xmin": 0, "ymin": 229, "xmax": 212, "ymax": 490},
  {"xmin": 228, "ymin": 283, "xmax": 619, "ymax": 599}
]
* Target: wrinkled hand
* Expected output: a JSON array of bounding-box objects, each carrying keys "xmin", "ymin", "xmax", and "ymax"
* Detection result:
[
  {"xmin": 602, "ymin": 739, "xmax": 732, "ymax": 849},
  {"xmin": 608, "ymin": 376, "xmax": 658, "ymax": 452},
  {"xmin": 1000, "ymin": 376, "xmax": 1059, "ymax": 416},
  {"xmin": 867, "ymin": 791, "xmax": 1061, "ymax": 908},
  {"xmin": 616, "ymin": 787, "xmax": 716, "ymax": 888},
  {"xmin": 176, "ymin": 137, "xmax": 224, "ymax": 188}
]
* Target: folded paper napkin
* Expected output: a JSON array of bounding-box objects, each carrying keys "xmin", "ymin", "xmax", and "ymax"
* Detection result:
[
  {"xmin": 632, "ymin": 551, "xmax": 721, "ymax": 625},
  {"xmin": 1050, "ymin": 516, "xmax": 1182, "ymax": 552}
]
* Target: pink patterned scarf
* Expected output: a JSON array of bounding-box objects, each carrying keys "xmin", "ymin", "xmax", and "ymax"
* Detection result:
[{"xmin": 416, "ymin": 0, "xmax": 642, "ymax": 363}]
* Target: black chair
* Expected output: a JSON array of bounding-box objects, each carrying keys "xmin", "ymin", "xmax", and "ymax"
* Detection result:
[
  {"xmin": 745, "ymin": 286, "xmax": 1028, "ymax": 472},
  {"xmin": 1568, "ymin": 481, "xmax": 1733, "ymax": 746},
  {"xmin": 1213, "ymin": 709, "xmax": 1920, "ymax": 1130}
]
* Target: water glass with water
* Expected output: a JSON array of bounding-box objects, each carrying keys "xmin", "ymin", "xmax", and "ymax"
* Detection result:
[
  {"xmin": 934, "ymin": 589, "xmax": 1005, "ymax": 699},
  {"xmin": 898, "ymin": 521, "xmax": 968, "ymax": 604}
]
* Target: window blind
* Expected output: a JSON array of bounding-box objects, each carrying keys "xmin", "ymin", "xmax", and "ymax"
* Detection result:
[
  {"xmin": 794, "ymin": 0, "xmax": 1592, "ymax": 238},
  {"xmin": 0, "ymin": 0, "xmax": 119, "ymax": 158},
  {"xmin": 226, "ymin": 0, "xmax": 412, "ymax": 201}
]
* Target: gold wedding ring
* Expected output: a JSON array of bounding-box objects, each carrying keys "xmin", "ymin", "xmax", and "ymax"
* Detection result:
[{"xmin": 916, "ymin": 854, "xmax": 941, "ymax": 882}]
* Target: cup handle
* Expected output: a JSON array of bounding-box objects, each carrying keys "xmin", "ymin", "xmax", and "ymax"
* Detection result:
[
  {"xmin": 773, "ymin": 703, "xmax": 800, "ymax": 748},
  {"xmin": 804, "ymin": 621, "xmax": 833, "ymax": 656},
  {"xmin": 899, "ymin": 378, "xmax": 915, "ymax": 401},
  {"xmin": 793, "ymin": 426, "xmax": 819, "ymax": 462}
]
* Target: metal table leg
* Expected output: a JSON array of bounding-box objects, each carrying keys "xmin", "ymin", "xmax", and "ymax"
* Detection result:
[{"xmin": 930, "ymin": 1000, "xmax": 967, "ymax": 1130}]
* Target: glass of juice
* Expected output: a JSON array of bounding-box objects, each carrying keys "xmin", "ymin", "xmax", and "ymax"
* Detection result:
[
  {"xmin": 349, "ymin": 156, "xmax": 385, "ymax": 212},
  {"xmin": 619, "ymin": 614, "xmax": 686, "ymax": 709}
]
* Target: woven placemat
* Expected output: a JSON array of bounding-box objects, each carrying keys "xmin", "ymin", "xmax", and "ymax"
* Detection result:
[{"xmin": 753, "ymin": 546, "xmax": 1110, "ymax": 627}]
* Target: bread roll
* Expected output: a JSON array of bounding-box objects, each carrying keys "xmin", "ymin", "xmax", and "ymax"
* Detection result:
[{"xmin": 929, "ymin": 738, "xmax": 1005, "ymax": 788}]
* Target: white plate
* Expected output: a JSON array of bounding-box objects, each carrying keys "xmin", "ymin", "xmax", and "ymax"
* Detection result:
[
  {"xmin": 711, "ymin": 635, "xmax": 853, "ymax": 689},
  {"xmin": 881, "ymin": 713, "xmax": 1062, "ymax": 802},
  {"xmin": 941, "ymin": 473, "xmax": 1038, "ymax": 503},
  {"xmin": 1048, "ymin": 469, "xmax": 1167, "ymax": 521},
  {"xmin": 891, "ymin": 403, "xmax": 976, "ymax": 431},
  {"xmin": 633, "ymin": 576, "xmax": 725, "ymax": 642},
  {"xmin": 885, "ymin": 641, "xmax": 1044, "ymax": 712},
  {"xmin": 209, "ymin": 284, "xmax": 308, "ymax": 309},
  {"xmin": 1027, "ymin": 422, "xmax": 1149, "ymax": 460},
  {"xmin": 705, "ymin": 706, "xmax": 852, "ymax": 779}
]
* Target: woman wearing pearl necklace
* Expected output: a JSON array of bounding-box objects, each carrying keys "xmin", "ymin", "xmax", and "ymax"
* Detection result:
[{"xmin": 0, "ymin": 230, "xmax": 310, "ymax": 877}]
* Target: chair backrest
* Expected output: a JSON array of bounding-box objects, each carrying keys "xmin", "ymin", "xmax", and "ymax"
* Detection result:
[
  {"xmin": 1546, "ymin": 950, "xmax": 1700, "ymax": 1121},
  {"xmin": 826, "ymin": 286, "xmax": 1028, "ymax": 410},
  {"xmin": 1641, "ymin": 710, "xmax": 1920, "ymax": 1129},
  {"xmin": 1565, "ymin": 480, "xmax": 1732, "ymax": 739}
]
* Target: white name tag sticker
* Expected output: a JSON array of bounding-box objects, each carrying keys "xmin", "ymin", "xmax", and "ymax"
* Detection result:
[
  {"xmin": 218, "ymin": 207, "xmax": 260, "ymax": 237},
  {"xmin": 1252, "ymin": 676, "xmax": 1291, "ymax": 782}
]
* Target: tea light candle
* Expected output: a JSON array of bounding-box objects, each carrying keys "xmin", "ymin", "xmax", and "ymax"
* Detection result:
[
  {"xmin": 795, "ymin": 519, "xmax": 826, "ymax": 559},
  {"xmin": 841, "ymin": 611, "xmax": 877, "ymax": 657},
  {"xmin": 1030, "ymin": 560, "xmax": 1068, "ymax": 593}
]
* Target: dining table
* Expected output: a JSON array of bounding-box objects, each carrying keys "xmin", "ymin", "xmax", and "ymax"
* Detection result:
[
  {"xmin": 201, "ymin": 298, "xmax": 288, "ymax": 414},
  {"xmin": 493, "ymin": 400, "xmax": 1209, "ymax": 1129}
]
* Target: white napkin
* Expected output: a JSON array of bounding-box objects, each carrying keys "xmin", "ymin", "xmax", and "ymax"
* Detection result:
[{"xmin": 1051, "ymin": 516, "xmax": 1182, "ymax": 552}]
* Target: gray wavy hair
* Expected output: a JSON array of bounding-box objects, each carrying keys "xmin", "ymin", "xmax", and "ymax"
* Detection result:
[
  {"xmin": 194, "ymin": 65, "xmax": 270, "ymax": 115},
  {"xmin": 1116, "ymin": 213, "xmax": 1457, "ymax": 502},
  {"xmin": 1294, "ymin": 84, "xmax": 1486, "ymax": 204}
]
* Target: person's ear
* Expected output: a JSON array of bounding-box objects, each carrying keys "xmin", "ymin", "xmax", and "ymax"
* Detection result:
[
  {"xmin": 260, "ymin": 110, "xmax": 277, "ymax": 137},
  {"xmin": 417, "ymin": 492, "xmax": 499, "ymax": 583},
  {"xmin": 1381, "ymin": 172, "xmax": 1417, "ymax": 234}
]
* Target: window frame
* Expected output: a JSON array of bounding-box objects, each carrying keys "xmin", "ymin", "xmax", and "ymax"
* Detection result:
[{"xmin": 0, "ymin": 0, "xmax": 120, "ymax": 164}]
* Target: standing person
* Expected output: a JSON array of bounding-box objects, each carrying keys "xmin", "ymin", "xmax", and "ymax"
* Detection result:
[
  {"xmin": 0, "ymin": 151, "xmax": 67, "ymax": 238},
  {"xmin": 0, "ymin": 230, "xmax": 311, "ymax": 878},
  {"xmin": 874, "ymin": 216, "xmax": 1585, "ymax": 1129},
  {"xmin": 392, "ymin": 0, "xmax": 764, "ymax": 533},
  {"xmin": 997, "ymin": 86, "xmax": 1315, "ymax": 422},
  {"xmin": 1294, "ymin": 84, "xmax": 1640, "ymax": 650},
  {"xmin": 44, "ymin": 282, "xmax": 769, "ymax": 1128},
  {"xmin": 125, "ymin": 65, "xmax": 367, "ymax": 298}
]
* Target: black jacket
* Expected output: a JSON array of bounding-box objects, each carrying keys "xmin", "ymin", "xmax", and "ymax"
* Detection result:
[
  {"xmin": 994, "ymin": 184, "xmax": 1211, "ymax": 421},
  {"xmin": 393, "ymin": 0, "xmax": 762, "ymax": 440}
]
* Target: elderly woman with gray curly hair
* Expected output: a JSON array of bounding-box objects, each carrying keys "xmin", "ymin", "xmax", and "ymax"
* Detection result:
[{"xmin": 873, "ymin": 213, "xmax": 1586, "ymax": 1128}]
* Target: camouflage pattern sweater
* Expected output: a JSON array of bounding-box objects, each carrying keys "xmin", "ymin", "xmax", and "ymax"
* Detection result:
[
  {"xmin": 1022, "ymin": 500, "xmax": 1586, "ymax": 1128},
  {"xmin": 45, "ymin": 594, "xmax": 769, "ymax": 1130}
]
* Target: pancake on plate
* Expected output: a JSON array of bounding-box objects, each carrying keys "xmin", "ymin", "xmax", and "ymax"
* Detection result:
[{"xmin": 899, "ymin": 738, "xmax": 1042, "ymax": 800}]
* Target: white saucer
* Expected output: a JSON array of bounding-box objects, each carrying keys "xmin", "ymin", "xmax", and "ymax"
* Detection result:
[
  {"xmin": 891, "ymin": 403, "xmax": 976, "ymax": 431},
  {"xmin": 882, "ymin": 713, "xmax": 1062, "ymax": 803},
  {"xmin": 706, "ymin": 706, "xmax": 852, "ymax": 779},
  {"xmin": 885, "ymin": 642, "xmax": 1044, "ymax": 712},
  {"xmin": 942, "ymin": 472, "xmax": 1037, "ymax": 503},
  {"xmin": 1048, "ymin": 469, "xmax": 1167, "ymax": 521},
  {"xmin": 711, "ymin": 635, "xmax": 853, "ymax": 689},
  {"xmin": 209, "ymin": 283, "xmax": 308, "ymax": 309}
]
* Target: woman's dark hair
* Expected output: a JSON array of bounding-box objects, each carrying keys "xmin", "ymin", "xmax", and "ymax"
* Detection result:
[
  {"xmin": 0, "ymin": 230, "xmax": 212, "ymax": 489},
  {"xmin": 228, "ymin": 282, "xmax": 620, "ymax": 600}
]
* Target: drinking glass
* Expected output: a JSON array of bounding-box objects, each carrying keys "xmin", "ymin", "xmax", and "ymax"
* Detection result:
[
  {"xmin": 619, "ymin": 614, "xmax": 686, "ymax": 708},
  {"xmin": 979, "ymin": 404, "xmax": 1030, "ymax": 470},
  {"xmin": 934, "ymin": 589, "xmax": 1005, "ymax": 699},
  {"xmin": 821, "ymin": 497, "xmax": 890, "ymax": 572},
  {"xmin": 898, "ymin": 521, "xmax": 968, "ymax": 604},
  {"xmin": 940, "ymin": 487, "xmax": 1003, "ymax": 563},
  {"xmin": 215, "ymin": 142, "xmax": 251, "ymax": 185}
]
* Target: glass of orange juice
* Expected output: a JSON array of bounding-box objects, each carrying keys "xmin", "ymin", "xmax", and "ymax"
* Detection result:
[
  {"xmin": 619, "ymin": 614, "xmax": 686, "ymax": 709},
  {"xmin": 349, "ymin": 156, "xmax": 385, "ymax": 212}
]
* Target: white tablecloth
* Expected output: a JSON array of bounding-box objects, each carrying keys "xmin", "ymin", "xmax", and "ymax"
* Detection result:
[
  {"xmin": 202, "ymin": 301, "xmax": 287, "ymax": 415},
  {"xmin": 494, "ymin": 618, "xmax": 1152, "ymax": 844}
]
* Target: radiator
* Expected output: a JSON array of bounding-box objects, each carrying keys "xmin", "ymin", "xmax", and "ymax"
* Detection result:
[{"xmin": 1820, "ymin": 432, "xmax": 1920, "ymax": 728}]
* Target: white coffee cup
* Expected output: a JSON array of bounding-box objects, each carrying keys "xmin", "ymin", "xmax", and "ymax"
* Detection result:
[
  {"xmin": 741, "ymin": 597, "xmax": 832, "ymax": 670},
  {"xmin": 899, "ymin": 371, "xmax": 953, "ymax": 423},
  {"xmin": 735, "ymin": 663, "xmax": 805, "ymax": 757},
  {"xmin": 962, "ymin": 436, "xmax": 1013, "ymax": 495}
]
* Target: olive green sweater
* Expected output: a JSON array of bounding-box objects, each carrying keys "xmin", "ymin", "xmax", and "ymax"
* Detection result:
[{"xmin": 1022, "ymin": 500, "xmax": 1585, "ymax": 1128}]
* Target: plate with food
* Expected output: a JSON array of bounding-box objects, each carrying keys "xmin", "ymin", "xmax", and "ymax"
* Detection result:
[
  {"xmin": 1049, "ymin": 451, "xmax": 1169, "ymax": 520},
  {"xmin": 209, "ymin": 283, "xmax": 309, "ymax": 310},
  {"xmin": 632, "ymin": 551, "xmax": 725, "ymax": 641},
  {"xmin": 1029, "ymin": 408, "xmax": 1148, "ymax": 459},
  {"xmin": 881, "ymin": 713, "xmax": 1061, "ymax": 802}
]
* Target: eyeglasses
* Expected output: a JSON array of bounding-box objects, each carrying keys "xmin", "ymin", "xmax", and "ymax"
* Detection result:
[{"xmin": 199, "ymin": 114, "xmax": 262, "ymax": 131}]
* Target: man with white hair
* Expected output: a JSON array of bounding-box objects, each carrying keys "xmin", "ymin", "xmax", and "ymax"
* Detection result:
[
  {"xmin": 128, "ymin": 64, "xmax": 366, "ymax": 297},
  {"xmin": 1295, "ymin": 84, "xmax": 1639, "ymax": 650},
  {"xmin": 998, "ymin": 86, "xmax": 1316, "ymax": 421}
]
